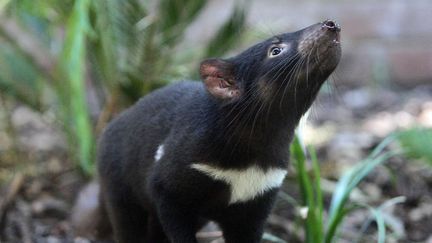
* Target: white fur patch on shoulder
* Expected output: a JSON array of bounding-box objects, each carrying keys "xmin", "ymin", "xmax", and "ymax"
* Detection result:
[
  {"xmin": 191, "ymin": 163, "xmax": 287, "ymax": 204},
  {"xmin": 154, "ymin": 145, "xmax": 164, "ymax": 161}
]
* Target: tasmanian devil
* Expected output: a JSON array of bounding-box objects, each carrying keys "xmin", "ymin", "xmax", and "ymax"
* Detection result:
[{"xmin": 97, "ymin": 20, "xmax": 341, "ymax": 243}]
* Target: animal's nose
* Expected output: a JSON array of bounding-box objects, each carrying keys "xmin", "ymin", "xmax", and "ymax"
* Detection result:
[{"xmin": 322, "ymin": 20, "xmax": 341, "ymax": 32}]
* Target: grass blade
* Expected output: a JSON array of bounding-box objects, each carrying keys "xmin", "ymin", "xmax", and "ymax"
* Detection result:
[
  {"xmin": 367, "ymin": 206, "xmax": 386, "ymax": 243},
  {"xmin": 325, "ymin": 135, "xmax": 400, "ymax": 243},
  {"xmin": 158, "ymin": 0, "xmax": 207, "ymax": 46},
  {"xmin": 309, "ymin": 146, "xmax": 323, "ymax": 242},
  {"xmin": 0, "ymin": 42, "xmax": 45, "ymax": 110},
  {"xmin": 291, "ymin": 135, "xmax": 322, "ymax": 243},
  {"xmin": 356, "ymin": 196, "xmax": 406, "ymax": 243},
  {"xmin": 59, "ymin": 0, "xmax": 94, "ymax": 175},
  {"xmin": 398, "ymin": 127, "xmax": 432, "ymax": 165},
  {"xmin": 204, "ymin": 4, "xmax": 247, "ymax": 58},
  {"xmin": 262, "ymin": 232, "xmax": 287, "ymax": 243},
  {"xmin": 278, "ymin": 191, "xmax": 300, "ymax": 207}
]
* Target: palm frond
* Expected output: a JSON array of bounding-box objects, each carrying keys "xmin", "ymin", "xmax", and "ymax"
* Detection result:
[
  {"xmin": 158, "ymin": 0, "xmax": 207, "ymax": 46},
  {"xmin": 59, "ymin": 0, "xmax": 94, "ymax": 175},
  {"xmin": 0, "ymin": 42, "xmax": 46, "ymax": 110},
  {"xmin": 204, "ymin": 4, "xmax": 247, "ymax": 58},
  {"xmin": 397, "ymin": 127, "xmax": 432, "ymax": 165},
  {"xmin": 0, "ymin": 0, "xmax": 248, "ymax": 175}
]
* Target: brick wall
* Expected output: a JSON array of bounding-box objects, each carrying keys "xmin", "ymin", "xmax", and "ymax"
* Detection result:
[{"xmin": 186, "ymin": 0, "xmax": 432, "ymax": 86}]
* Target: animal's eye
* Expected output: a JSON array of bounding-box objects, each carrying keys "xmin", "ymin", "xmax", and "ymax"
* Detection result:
[{"xmin": 269, "ymin": 47, "xmax": 283, "ymax": 57}]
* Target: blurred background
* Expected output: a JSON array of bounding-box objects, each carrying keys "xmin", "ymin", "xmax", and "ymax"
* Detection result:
[{"xmin": 0, "ymin": 0, "xmax": 431, "ymax": 242}]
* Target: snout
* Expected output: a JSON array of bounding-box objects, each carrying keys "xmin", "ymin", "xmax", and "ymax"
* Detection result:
[
  {"xmin": 297, "ymin": 19, "xmax": 342, "ymax": 56},
  {"xmin": 322, "ymin": 20, "xmax": 341, "ymax": 32},
  {"xmin": 296, "ymin": 19, "xmax": 342, "ymax": 71},
  {"xmin": 321, "ymin": 20, "xmax": 341, "ymax": 44}
]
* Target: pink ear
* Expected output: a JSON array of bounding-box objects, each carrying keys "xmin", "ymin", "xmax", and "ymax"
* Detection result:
[{"xmin": 200, "ymin": 59, "xmax": 239, "ymax": 100}]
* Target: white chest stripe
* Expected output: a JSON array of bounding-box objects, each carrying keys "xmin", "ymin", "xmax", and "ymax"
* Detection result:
[
  {"xmin": 154, "ymin": 144, "xmax": 164, "ymax": 161},
  {"xmin": 191, "ymin": 164, "xmax": 287, "ymax": 204}
]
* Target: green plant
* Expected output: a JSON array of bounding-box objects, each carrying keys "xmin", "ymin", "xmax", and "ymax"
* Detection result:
[
  {"xmin": 262, "ymin": 232, "xmax": 287, "ymax": 243},
  {"xmin": 0, "ymin": 0, "xmax": 247, "ymax": 175},
  {"xmin": 278, "ymin": 134, "xmax": 402, "ymax": 243},
  {"xmin": 397, "ymin": 127, "xmax": 432, "ymax": 165}
]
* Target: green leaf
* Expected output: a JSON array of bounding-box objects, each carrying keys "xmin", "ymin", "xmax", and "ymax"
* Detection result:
[
  {"xmin": 90, "ymin": 0, "xmax": 147, "ymax": 85},
  {"xmin": 357, "ymin": 196, "xmax": 406, "ymax": 243},
  {"xmin": 325, "ymin": 135, "xmax": 401, "ymax": 243},
  {"xmin": 278, "ymin": 191, "xmax": 299, "ymax": 207},
  {"xmin": 366, "ymin": 206, "xmax": 386, "ymax": 243},
  {"xmin": 59, "ymin": 0, "xmax": 94, "ymax": 175},
  {"xmin": 291, "ymin": 136, "xmax": 323, "ymax": 243},
  {"xmin": 397, "ymin": 127, "xmax": 432, "ymax": 165},
  {"xmin": 310, "ymin": 146, "xmax": 324, "ymax": 242},
  {"xmin": 204, "ymin": 4, "xmax": 247, "ymax": 58},
  {"xmin": 158, "ymin": 0, "xmax": 207, "ymax": 46},
  {"xmin": 1, "ymin": 0, "xmax": 248, "ymax": 177},
  {"xmin": 0, "ymin": 42, "xmax": 45, "ymax": 110},
  {"xmin": 262, "ymin": 232, "xmax": 287, "ymax": 243}
]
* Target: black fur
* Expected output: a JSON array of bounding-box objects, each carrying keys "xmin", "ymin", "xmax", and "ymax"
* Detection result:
[{"xmin": 98, "ymin": 21, "xmax": 341, "ymax": 243}]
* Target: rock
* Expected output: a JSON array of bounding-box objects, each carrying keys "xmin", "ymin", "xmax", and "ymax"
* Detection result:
[
  {"xmin": 74, "ymin": 237, "xmax": 91, "ymax": 243},
  {"xmin": 71, "ymin": 182, "xmax": 100, "ymax": 233},
  {"xmin": 45, "ymin": 236, "xmax": 62, "ymax": 243},
  {"xmin": 327, "ymin": 131, "xmax": 375, "ymax": 165},
  {"xmin": 32, "ymin": 196, "xmax": 69, "ymax": 219},
  {"xmin": 342, "ymin": 88, "xmax": 372, "ymax": 110},
  {"xmin": 418, "ymin": 101, "xmax": 432, "ymax": 127},
  {"xmin": 409, "ymin": 202, "xmax": 432, "ymax": 221},
  {"xmin": 11, "ymin": 106, "xmax": 66, "ymax": 152},
  {"xmin": 362, "ymin": 182, "xmax": 382, "ymax": 201}
]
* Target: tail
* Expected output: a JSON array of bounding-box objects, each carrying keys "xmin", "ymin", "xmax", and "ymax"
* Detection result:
[{"xmin": 71, "ymin": 181, "xmax": 113, "ymax": 241}]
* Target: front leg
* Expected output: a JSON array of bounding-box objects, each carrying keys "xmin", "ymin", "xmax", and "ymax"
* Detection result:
[
  {"xmin": 146, "ymin": 213, "xmax": 170, "ymax": 243},
  {"xmin": 218, "ymin": 190, "xmax": 278, "ymax": 243},
  {"xmin": 155, "ymin": 199, "xmax": 199, "ymax": 243},
  {"xmin": 219, "ymin": 219, "xmax": 265, "ymax": 243},
  {"xmin": 150, "ymin": 176, "xmax": 200, "ymax": 243}
]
